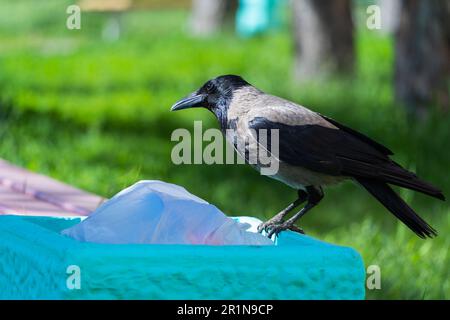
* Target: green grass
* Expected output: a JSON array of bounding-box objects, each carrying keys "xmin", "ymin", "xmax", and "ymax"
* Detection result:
[{"xmin": 0, "ymin": 0, "xmax": 449, "ymax": 299}]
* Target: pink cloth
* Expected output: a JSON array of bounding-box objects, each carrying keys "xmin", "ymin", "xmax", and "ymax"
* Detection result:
[{"xmin": 0, "ymin": 159, "xmax": 104, "ymax": 216}]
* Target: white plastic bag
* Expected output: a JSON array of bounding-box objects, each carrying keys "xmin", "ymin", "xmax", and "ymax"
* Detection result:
[{"xmin": 61, "ymin": 180, "xmax": 273, "ymax": 246}]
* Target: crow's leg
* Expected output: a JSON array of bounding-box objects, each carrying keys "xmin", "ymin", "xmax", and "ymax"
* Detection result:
[
  {"xmin": 257, "ymin": 190, "xmax": 308, "ymax": 233},
  {"xmin": 267, "ymin": 186, "xmax": 324, "ymax": 238}
]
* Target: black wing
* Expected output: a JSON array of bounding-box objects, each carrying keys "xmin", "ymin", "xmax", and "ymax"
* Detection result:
[
  {"xmin": 249, "ymin": 116, "xmax": 444, "ymax": 200},
  {"xmin": 319, "ymin": 115, "xmax": 393, "ymax": 155},
  {"xmin": 249, "ymin": 116, "xmax": 389, "ymax": 176}
]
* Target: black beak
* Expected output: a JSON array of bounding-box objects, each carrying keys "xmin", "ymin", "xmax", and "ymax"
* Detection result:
[{"xmin": 171, "ymin": 92, "xmax": 206, "ymax": 111}]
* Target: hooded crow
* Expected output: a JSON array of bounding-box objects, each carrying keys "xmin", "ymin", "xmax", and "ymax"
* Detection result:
[{"xmin": 171, "ymin": 75, "xmax": 445, "ymax": 238}]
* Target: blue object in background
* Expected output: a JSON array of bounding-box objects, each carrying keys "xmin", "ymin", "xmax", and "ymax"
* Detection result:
[
  {"xmin": 0, "ymin": 215, "xmax": 365, "ymax": 299},
  {"xmin": 236, "ymin": 0, "xmax": 286, "ymax": 37}
]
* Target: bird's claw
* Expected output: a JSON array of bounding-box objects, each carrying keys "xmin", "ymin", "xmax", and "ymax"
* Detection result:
[
  {"xmin": 266, "ymin": 222, "xmax": 301, "ymax": 238},
  {"xmin": 287, "ymin": 224, "xmax": 305, "ymax": 234},
  {"xmin": 257, "ymin": 219, "xmax": 282, "ymax": 233},
  {"xmin": 258, "ymin": 221, "xmax": 305, "ymax": 238}
]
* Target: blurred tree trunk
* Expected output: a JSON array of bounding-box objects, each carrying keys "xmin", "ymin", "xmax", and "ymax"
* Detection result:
[
  {"xmin": 190, "ymin": 0, "xmax": 238, "ymax": 36},
  {"xmin": 292, "ymin": 0, "xmax": 354, "ymax": 81},
  {"xmin": 395, "ymin": 0, "xmax": 450, "ymax": 118}
]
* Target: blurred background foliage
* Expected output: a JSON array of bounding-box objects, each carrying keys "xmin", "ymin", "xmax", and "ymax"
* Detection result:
[{"xmin": 0, "ymin": 0, "xmax": 448, "ymax": 299}]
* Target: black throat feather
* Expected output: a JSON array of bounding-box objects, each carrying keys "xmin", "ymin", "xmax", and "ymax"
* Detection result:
[
  {"xmin": 211, "ymin": 77, "xmax": 249, "ymax": 132},
  {"xmin": 212, "ymin": 90, "xmax": 232, "ymax": 132}
]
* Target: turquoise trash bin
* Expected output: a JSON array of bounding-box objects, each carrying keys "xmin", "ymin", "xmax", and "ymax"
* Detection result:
[{"xmin": 0, "ymin": 215, "xmax": 365, "ymax": 299}]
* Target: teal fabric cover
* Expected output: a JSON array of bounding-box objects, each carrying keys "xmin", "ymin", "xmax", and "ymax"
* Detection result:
[{"xmin": 0, "ymin": 215, "xmax": 365, "ymax": 299}]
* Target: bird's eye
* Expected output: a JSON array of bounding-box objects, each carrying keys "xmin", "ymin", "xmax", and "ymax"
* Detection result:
[{"xmin": 205, "ymin": 82, "xmax": 214, "ymax": 92}]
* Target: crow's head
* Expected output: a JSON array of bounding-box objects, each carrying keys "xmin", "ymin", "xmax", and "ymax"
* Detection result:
[{"xmin": 171, "ymin": 75, "xmax": 250, "ymax": 113}]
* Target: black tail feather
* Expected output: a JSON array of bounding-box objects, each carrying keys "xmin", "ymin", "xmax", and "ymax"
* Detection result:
[
  {"xmin": 357, "ymin": 177, "xmax": 437, "ymax": 239},
  {"xmin": 378, "ymin": 163, "xmax": 445, "ymax": 201}
]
